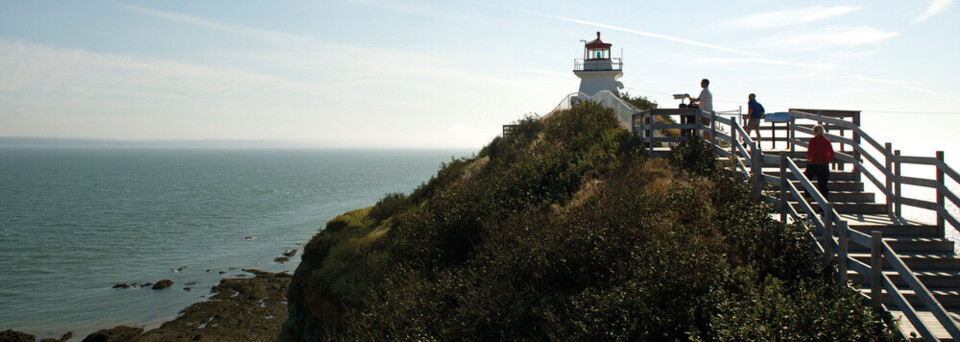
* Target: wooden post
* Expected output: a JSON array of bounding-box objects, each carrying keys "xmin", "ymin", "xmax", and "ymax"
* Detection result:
[
  {"xmin": 730, "ymin": 120, "xmax": 738, "ymax": 157},
  {"xmin": 751, "ymin": 142, "xmax": 760, "ymax": 199},
  {"xmin": 694, "ymin": 109, "xmax": 701, "ymax": 142},
  {"xmin": 645, "ymin": 112, "xmax": 653, "ymax": 157},
  {"xmin": 710, "ymin": 110, "xmax": 717, "ymax": 149},
  {"xmin": 780, "ymin": 152, "xmax": 788, "ymax": 223},
  {"xmin": 853, "ymin": 112, "xmax": 862, "ymax": 182},
  {"xmin": 870, "ymin": 231, "xmax": 883, "ymax": 310},
  {"xmin": 885, "ymin": 143, "xmax": 893, "ymax": 215},
  {"xmin": 895, "ymin": 150, "xmax": 902, "ymax": 218},
  {"xmin": 771, "ymin": 122, "xmax": 776, "ymax": 150},
  {"xmin": 822, "ymin": 204, "xmax": 834, "ymax": 268},
  {"xmin": 839, "ymin": 221, "xmax": 848, "ymax": 284},
  {"xmin": 937, "ymin": 151, "xmax": 945, "ymax": 238},
  {"xmin": 789, "ymin": 116, "xmax": 796, "ymax": 153}
]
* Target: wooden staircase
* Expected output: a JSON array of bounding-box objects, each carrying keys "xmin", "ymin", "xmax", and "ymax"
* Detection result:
[
  {"xmin": 634, "ymin": 105, "xmax": 960, "ymax": 339},
  {"xmin": 761, "ymin": 150, "xmax": 960, "ymax": 341}
]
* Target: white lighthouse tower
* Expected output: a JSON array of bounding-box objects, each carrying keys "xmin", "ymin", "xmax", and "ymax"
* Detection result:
[{"xmin": 573, "ymin": 32, "xmax": 623, "ymax": 96}]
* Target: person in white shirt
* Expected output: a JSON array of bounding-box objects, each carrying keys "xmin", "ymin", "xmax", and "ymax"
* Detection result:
[{"xmin": 686, "ymin": 78, "xmax": 713, "ymax": 140}]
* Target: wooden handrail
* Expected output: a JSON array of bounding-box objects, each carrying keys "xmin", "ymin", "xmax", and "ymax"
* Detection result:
[
  {"xmin": 785, "ymin": 158, "xmax": 831, "ymax": 212},
  {"xmin": 790, "ymin": 110, "xmax": 856, "ymax": 128},
  {"xmin": 937, "ymin": 159, "xmax": 960, "ymax": 184},
  {"xmin": 883, "ymin": 242, "xmax": 960, "ymax": 339},
  {"xmin": 854, "ymin": 126, "xmax": 888, "ymax": 157},
  {"xmin": 893, "ymin": 155, "xmax": 940, "ymax": 165},
  {"xmin": 882, "ymin": 274, "xmax": 939, "ymax": 341},
  {"xmin": 897, "ymin": 175, "xmax": 941, "ymax": 188}
]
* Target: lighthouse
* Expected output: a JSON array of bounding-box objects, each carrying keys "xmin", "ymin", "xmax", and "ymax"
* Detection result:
[{"xmin": 573, "ymin": 32, "xmax": 623, "ymax": 97}]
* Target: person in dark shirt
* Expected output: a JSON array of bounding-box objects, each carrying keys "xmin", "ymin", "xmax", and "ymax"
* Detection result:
[
  {"xmin": 805, "ymin": 125, "xmax": 835, "ymax": 202},
  {"xmin": 744, "ymin": 93, "xmax": 765, "ymax": 145}
]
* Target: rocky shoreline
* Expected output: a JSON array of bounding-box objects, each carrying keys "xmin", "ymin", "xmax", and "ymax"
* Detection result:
[{"xmin": 1, "ymin": 269, "xmax": 292, "ymax": 342}]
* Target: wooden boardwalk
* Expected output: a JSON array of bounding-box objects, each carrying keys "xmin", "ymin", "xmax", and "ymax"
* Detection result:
[{"xmin": 633, "ymin": 107, "xmax": 960, "ymax": 341}]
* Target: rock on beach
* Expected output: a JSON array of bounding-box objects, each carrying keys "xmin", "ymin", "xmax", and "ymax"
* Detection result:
[
  {"xmin": 151, "ymin": 280, "xmax": 173, "ymax": 290},
  {"xmin": 0, "ymin": 329, "xmax": 35, "ymax": 342},
  {"xmin": 81, "ymin": 326, "xmax": 143, "ymax": 342}
]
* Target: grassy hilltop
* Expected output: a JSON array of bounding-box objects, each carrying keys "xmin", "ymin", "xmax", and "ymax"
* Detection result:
[{"xmin": 280, "ymin": 102, "xmax": 897, "ymax": 341}]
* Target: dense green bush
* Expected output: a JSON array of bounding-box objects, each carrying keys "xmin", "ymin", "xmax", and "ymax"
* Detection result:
[
  {"xmin": 288, "ymin": 102, "xmax": 897, "ymax": 341},
  {"xmin": 619, "ymin": 91, "xmax": 658, "ymax": 110},
  {"xmin": 367, "ymin": 192, "xmax": 409, "ymax": 224},
  {"xmin": 670, "ymin": 136, "xmax": 720, "ymax": 176}
]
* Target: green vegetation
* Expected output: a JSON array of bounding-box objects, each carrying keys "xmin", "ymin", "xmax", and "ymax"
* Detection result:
[
  {"xmin": 619, "ymin": 91, "xmax": 658, "ymax": 110},
  {"xmin": 284, "ymin": 102, "xmax": 896, "ymax": 341}
]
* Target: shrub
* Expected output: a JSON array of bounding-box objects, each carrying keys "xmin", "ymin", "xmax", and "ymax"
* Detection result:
[
  {"xmin": 619, "ymin": 91, "xmax": 658, "ymax": 110},
  {"xmin": 290, "ymin": 103, "xmax": 897, "ymax": 341},
  {"xmin": 368, "ymin": 193, "xmax": 409, "ymax": 224},
  {"xmin": 670, "ymin": 136, "xmax": 720, "ymax": 175}
]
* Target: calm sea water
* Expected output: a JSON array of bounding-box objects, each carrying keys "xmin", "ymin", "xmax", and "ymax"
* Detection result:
[{"xmin": 0, "ymin": 147, "xmax": 472, "ymax": 339}]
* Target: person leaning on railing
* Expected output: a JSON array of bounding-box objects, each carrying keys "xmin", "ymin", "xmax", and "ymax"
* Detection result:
[
  {"xmin": 805, "ymin": 125, "xmax": 836, "ymax": 205},
  {"xmin": 686, "ymin": 78, "xmax": 713, "ymax": 141}
]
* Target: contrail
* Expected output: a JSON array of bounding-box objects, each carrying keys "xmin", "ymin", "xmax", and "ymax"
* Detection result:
[{"xmin": 519, "ymin": 9, "xmax": 756, "ymax": 56}]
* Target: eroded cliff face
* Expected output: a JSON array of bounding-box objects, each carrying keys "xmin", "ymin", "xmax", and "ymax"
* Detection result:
[
  {"xmin": 278, "ymin": 207, "xmax": 388, "ymax": 341},
  {"xmin": 278, "ymin": 258, "xmax": 323, "ymax": 341}
]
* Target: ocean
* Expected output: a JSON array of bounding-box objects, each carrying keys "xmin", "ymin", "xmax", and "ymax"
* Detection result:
[{"xmin": 0, "ymin": 147, "xmax": 473, "ymax": 339}]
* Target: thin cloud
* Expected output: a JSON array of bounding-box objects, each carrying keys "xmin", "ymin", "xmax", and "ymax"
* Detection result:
[
  {"xmin": 723, "ymin": 6, "xmax": 861, "ymax": 28},
  {"xmin": 914, "ymin": 0, "xmax": 953, "ymax": 22},
  {"xmin": 692, "ymin": 56, "xmax": 941, "ymax": 96},
  {"xmin": 761, "ymin": 26, "xmax": 899, "ymax": 51},
  {"xmin": 117, "ymin": 4, "xmax": 316, "ymax": 46},
  {"xmin": 519, "ymin": 9, "xmax": 755, "ymax": 56},
  {"xmin": 846, "ymin": 74, "xmax": 942, "ymax": 96},
  {"xmin": 692, "ymin": 57, "xmax": 838, "ymax": 72},
  {"xmin": 525, "ymin": 69, "xmax": 569, "ymax": 77},
  {"xmin": 346, "ymin": 0, "xmax": 485, "ymax": 25},
  {"xmin": 117, "ymin": 4, "xmax": 539, "ymax": 91},
  {"xmin": 0, "ymin": 38, "xmax": 333, "ymax": 100}
]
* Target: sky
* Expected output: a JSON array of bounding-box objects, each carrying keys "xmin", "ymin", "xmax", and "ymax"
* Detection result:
[{"xmin": 1, "ymin": 0, "xmax": 958, "ymax": 153}]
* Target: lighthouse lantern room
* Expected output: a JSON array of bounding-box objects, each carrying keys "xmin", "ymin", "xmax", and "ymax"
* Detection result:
[{"xmin": 573, "ymin": 31, "xmax": 623, "ymax": 97}]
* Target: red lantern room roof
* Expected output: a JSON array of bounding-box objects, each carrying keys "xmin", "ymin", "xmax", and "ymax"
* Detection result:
[{"xmin": 585, "ymin": 31, "xmax": 611, "ymax": 49}]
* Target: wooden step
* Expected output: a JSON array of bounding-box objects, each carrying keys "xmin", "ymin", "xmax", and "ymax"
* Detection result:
[
  {"xmin": 790, "ymin": 179, "xmax": 864, "ymax": 191},
  {"xmin": 887, "ymin": 308, "xmax": 960, "ymax": 342},
  {"xmin": 761, "ymin": 150, "xmax": 808, "ymax": 159},
  {"xmin": 850, "ymin": 253, "xmax": 960, "ymax": 271},
  {"xmin": 849, "ymin": 270, "xmax": 960, "ymax": 289},
  {"xmin": 789, "ymin": 159, "xmax": 851, "ymax": 168},
  {"xmin": 831, "ymin": 202, "xmax": 887, "ymax": 214},
  {"xmin": 813, "ymin": 191, "xmax": 876, "ymax": 202},
  {"xmin": 766, "ymin": 170, "xmax": 859, "ymax": 181},
  {"xmin": 793, "ymin": 201, "xmax": 887, "ymax": 214},
  {"xmin": 824, "ymin": 236, "xmax": 957, "ymax": 253},
  {"xmin": 873, "ymin": 287, "xmax": 960, "ymax": 310},
  {"xmin": 795, "ymin": 190, "xmax": 876, "ymax": 203},
  {"xmin": 849, "ymin": 224, "xmax": 939, "ymax": 238}
]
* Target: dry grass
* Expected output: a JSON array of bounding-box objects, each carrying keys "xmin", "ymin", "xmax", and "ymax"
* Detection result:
[{"xmin": 460, "ymin": 156, "xmax": 489, "ymax": 182}]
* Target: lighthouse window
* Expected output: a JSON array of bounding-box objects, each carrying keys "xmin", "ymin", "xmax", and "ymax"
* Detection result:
[{"xmin": 586, "ymin": 48, "xmax": 609, "ymax": 59}]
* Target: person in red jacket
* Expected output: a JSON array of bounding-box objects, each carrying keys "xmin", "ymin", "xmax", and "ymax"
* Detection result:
[{"xmin": 805, "ymin": 125, "xmax": 835, "ymax": 201}]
